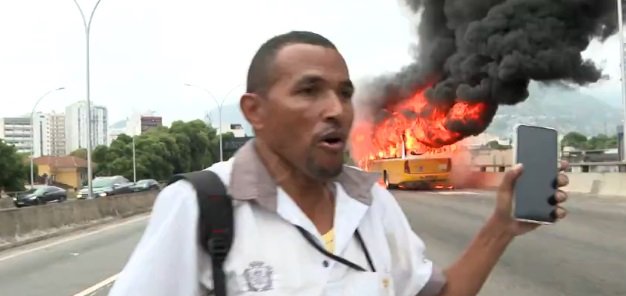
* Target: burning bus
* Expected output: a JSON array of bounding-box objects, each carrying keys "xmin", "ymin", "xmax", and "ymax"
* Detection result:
[
  {"xmin": 349, "ymin": 86, "xmax": 477, "ymax": 190},
  {"xmin": 348, "ymin": 0, "xmax": 617, "ymax": 190},
  {"xmin": 364, "ymin": 136, "xmax": 456, "ymax": 190}
]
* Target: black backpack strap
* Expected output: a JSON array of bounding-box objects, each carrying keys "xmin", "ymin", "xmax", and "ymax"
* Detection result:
[{"xmin": 169, "ymin": 170, "xmax": 233, "ymax": 296}]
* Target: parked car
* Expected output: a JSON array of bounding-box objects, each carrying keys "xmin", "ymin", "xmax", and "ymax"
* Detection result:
[
  {"xmin": 13, "ymin": 186, "xmax": 67, "ymax": 207},
  {"xmin": 130, "ymin": 179, "xmax": 161, "ymax": 192},
  {"xmin": 77, "ymin": 176, "xmax": 134, "ymax": 199}
]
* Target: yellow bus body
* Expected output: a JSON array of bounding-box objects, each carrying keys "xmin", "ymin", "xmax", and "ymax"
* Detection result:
[{"xmin": 367, "ymin": 157, "xmax": 453, "ymax": 190}]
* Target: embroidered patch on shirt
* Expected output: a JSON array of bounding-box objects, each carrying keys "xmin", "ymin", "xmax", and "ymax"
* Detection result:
[{"xmin": 244, "ymin": 261, "xmax": 274, "ymax": 292}]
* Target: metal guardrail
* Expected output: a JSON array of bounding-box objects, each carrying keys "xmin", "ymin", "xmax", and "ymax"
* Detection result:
[
  {"xmin": 470, "ymin": 164, "xmax": 511, "ymax": 172},
  {"xmin": 567, "ymin": 161, "xmax": 626, "ymax": 166},
  {"xmin": 566, "ymin": 161, "xmax": 626, "ymax": 173},
  {"xmin": 471, "ymin": 161, "xmax": 626, "ymax": 173}
]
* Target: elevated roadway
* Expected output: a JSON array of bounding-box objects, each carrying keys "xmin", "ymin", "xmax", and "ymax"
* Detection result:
[{"xmin": 0, "ymin": 190, "xmax": 624, "ymax": 296}]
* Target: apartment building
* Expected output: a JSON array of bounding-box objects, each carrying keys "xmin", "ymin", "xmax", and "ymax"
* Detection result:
[
  {"xmin": 0, "ymin": 116, "xmax": 32, "ymax": 154},
  {"xmin": 65, "ymin": 101, "xmax": 108, "ymax": 152},
  {"xmin": 33, "ymin": 112, "xmax": 66, "ymax": 157}
]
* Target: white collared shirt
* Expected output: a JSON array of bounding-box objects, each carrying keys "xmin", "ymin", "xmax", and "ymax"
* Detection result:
[{"xmin": 109, "ymin": 159, "xmax": 445, "ymax": 296}]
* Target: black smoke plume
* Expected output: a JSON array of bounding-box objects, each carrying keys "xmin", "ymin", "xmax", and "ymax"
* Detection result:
[{"xmin": 357, "ymin": 0, "xmax": 620, "ymax": 145}]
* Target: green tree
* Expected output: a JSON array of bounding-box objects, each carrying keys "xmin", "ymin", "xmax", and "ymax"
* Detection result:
[
  {"xmin": 90, "ymin": 120, "xmax": 232, "ymax": 182},
  {"xmin": 92, "ymin": 145, "xmax": 110, "ymax": 176},
  {"xmin": 17, "ymin": 152, "xmax": 38, "ymax": 181},
  {"xmin": 169, "ymin": 120, "xmax": 214, "ymax": 171},
  {"xmin": 98, "ymin": 134, "xmax": 135, "ymax": 179},
  {"xmin": 561, "ymin": 132, "xmax": 587, "ymax": 149},
  {"xmin": 486, "ymin": 140, "xmax": 511, "ymax": 150},
  {"xmin": 92, "ymin": 145, "xmax": 109, "ymax": 163},
  {"xmin": 70, "ymin": 148, "xmax": 88, "ymax": 159},
  {"xmin": 134, "ymin": 135, "xmax": 174, "ymax": 180},
  {"xmin": 147, "ymin": 128, "xmax": 186, "ymax": 174},
  {"xmin": 561, "ymin": 132, "xmax": 618, "ymax": 150},
  {"xmin": 586, "ymin": 134, "xmax": 618, "ymax": 150},
  {"xmin": 0, "ymin": 140, "xmax": 28, "ymax": 191}
]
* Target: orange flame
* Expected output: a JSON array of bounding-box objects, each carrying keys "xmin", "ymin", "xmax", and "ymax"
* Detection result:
[{"xmin": 350, "ymin": 86, "xmax": 488, "ymax": 165}]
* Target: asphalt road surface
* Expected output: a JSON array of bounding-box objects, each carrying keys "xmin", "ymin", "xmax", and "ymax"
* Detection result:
[
  {"xmin": 0, "ymin": 190, "xmax": 624, "ymax": 296},
  {"xmin": 397, "ymin": 190, "xmax": 626, "ymax": 296},
  {"xmin": 0, "ymin": 215, "xmax": 147, "ymax": 296}
]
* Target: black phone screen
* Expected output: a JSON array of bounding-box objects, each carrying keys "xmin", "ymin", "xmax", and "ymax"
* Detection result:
[{"xmin": 514, "ymin": 125, "xmax": 558, "ymax": 223}]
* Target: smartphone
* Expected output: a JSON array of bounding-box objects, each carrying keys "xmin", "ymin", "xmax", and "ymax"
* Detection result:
[{"xmin": 512, "ymin": 124, "xmax": 559, "ymax": 225}]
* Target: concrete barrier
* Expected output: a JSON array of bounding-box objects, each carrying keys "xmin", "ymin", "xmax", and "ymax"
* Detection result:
[
  {"xmin": 0, "ymin": 191, "xmax": 157, "ymax": 251},
  {"xmin": 0, "ymin": 198, "xmax": 14, "ymax": 210},
  {"xmin": 597, "ymin": 174, "xmax": 624, "ymax": 197},
  {"xmin": 563, "ymin": 173, "xmax": 603, "ymax": 195},
  {"xmin": 466, "ymin": 172, "xmax": 626, "ymax": 197}
]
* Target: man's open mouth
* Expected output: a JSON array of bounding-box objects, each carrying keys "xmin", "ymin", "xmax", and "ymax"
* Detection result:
[{"xmin": 318, "ymin": 131, "xmax": 346, "ymax": 151}]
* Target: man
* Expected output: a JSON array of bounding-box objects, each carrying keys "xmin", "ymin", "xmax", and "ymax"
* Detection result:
[{"xmin": 109, "ymin": 31, "xmax": 569, "ymax": 296}]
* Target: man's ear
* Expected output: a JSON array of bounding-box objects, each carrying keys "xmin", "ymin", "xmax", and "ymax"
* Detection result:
[{"xmin": 240, "ymin": 92, "xmax": 265, "ymax": 130}]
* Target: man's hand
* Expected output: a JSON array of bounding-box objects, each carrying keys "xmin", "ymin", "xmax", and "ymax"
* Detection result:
[
  {"xmin": 437, "ymin": 161, "xmax": 570, "ymax": 296},
  {"xmin": 492, "ymin": 160, "xmax": 570, "ymax": 236}
]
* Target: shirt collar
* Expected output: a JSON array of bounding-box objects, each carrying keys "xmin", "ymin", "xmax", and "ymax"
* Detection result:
[{"xmin": 227, "ymin": 139, "xmax": 380, "ymax": 212}]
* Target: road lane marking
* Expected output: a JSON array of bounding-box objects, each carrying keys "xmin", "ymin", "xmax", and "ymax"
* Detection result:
[
  {"xmin": 73, "ymin": 273, "xmax": 119, "ymax": 296},
  {"xmin": 0, "ymin": 214, "xmax": 149, "ymax": 263}
]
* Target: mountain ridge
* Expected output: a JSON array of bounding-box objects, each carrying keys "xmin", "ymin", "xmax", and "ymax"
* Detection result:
[{"xmin": 485, "ymin": 82, "xmax": 622, "ymax": 139}]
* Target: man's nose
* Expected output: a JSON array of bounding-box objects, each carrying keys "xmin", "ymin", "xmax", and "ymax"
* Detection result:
[{"xmin": 322, "ymin": 91, "xmax": 346, "ymax": 120}]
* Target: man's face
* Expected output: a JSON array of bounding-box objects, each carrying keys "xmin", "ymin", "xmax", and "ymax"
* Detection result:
[{"xmin": 258, "ymin": 43, "xmax": 354, "ymax": 180}]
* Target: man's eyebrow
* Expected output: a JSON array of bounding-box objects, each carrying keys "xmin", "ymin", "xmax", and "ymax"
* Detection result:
[
  {"xmin": 341, "ymin": 80, "xmax": 354, "ymax": 90},
  {"xmin": 294, "ymin": 74, "xmax": 325, "ymax": 85},
  {"xmin": 292, "ymin": 75, "xmax": 354, "ymax": 93}
]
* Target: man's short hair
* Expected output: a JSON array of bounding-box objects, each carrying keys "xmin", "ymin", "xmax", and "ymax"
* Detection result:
[{"xmin": 246, "ymin": 31, "xmax": 338, "ymax": 94}]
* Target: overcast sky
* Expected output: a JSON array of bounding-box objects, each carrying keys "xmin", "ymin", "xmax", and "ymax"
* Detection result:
[{"xmin": 0, "ymin": 0, "xmax": 622, "ymax": 126}]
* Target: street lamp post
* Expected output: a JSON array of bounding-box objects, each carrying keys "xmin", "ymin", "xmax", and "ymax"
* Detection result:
[
  {"xmin": 618, "ymin": 0, "xmax": 626, "ymax": 164},
  {"xmin": 72, "ymin": 0, "xmax": 103, "ymax": 199},
  {"xmin": 30, "ymin": 87, "xmax": 65, "ymax": 187},
  {"xmin": 184, "ymin": 83, "xmax": 242, "ymax": 162},
  {"xmin": 132, "ymin": 135, "xmax": 137, "ymax": 183}
]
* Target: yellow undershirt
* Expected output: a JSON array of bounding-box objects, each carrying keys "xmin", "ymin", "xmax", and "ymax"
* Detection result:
[{"xmin": 322, "ymin": 228, "xmax": 335, "ymax": 253}]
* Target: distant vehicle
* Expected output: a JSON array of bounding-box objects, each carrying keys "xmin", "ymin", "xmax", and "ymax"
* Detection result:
[
  {"xmin": 130, "ymin": 179, "xmax": 161, "ymax": 192},
  {"xmin": 77, "ymin": 176, "xmax": 133, "ymax": 199},
  {"xmin": 13, "ymin": 186, "xmax": 67, "ymax": 207}
]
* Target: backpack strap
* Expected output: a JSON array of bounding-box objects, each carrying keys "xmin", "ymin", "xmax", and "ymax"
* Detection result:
[{"xmin": 169, "ymin": 170, "xmax": 234, "ymax": 296}]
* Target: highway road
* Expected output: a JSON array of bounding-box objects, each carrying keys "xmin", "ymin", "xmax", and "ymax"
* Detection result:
[
  {"xmin": 0, "ymin": 190, "xmax": 624, "ymax": 296},
  {"xmin": 398, "ymin": 190, "xmax": 626, "ymax": 296},
  {"xmin": 0, "ymin": 215, "xmax": 147, "ymax": 296}
]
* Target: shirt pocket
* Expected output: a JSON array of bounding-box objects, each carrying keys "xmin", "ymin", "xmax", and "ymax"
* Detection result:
[{"xmin": 339, "ymin": 270, "xmax": 395, "ymax": 296}]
